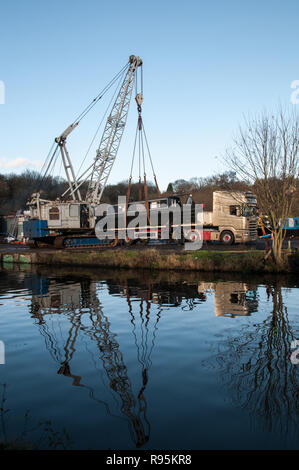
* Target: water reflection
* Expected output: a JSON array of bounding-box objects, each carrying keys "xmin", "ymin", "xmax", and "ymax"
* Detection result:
[
  {"xmin": 1, "ymin": 265, "xmax": 299, "ymax": 449},
  {"xmin": 205, "ymin": 281, "xmax": 299, "ymax": 436},
  {"xmin": 197, "ymin": 281, "xmax": 258, "ymax": 317},
  {"xmin": 28, "ymin": 276, "xmax": 153, "ymax": 447},
  {"xmin": 24, "ymin": 269, "xmax": 261, "ymax": 447}
]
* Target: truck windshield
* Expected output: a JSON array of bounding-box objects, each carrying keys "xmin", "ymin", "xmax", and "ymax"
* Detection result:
[{"xmin": 242, "ymin": 205, "xmax": 257, "ymax": 217}]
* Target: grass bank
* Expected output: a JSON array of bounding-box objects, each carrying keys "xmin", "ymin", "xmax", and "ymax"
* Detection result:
[{"xmin": 23, "ymin": 248, "xmax": 299, "ymax": 273}]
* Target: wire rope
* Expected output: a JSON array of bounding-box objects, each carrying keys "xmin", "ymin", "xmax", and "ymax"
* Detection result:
[
  {"xmin": 72, "ymin": 63, "xmax": 129, "ymax": 124},
  {"xmin": 75, "ymin": 66, "xmax": 128, "ymax": 179}
]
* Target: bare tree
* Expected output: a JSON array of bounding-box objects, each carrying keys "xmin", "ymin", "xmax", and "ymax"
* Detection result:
[{"xmin": 226, "ymin": 108, "xmax": 299, "ymax": 266}]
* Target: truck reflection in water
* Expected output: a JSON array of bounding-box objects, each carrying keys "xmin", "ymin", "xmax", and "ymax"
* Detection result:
[
  {"xmin": 197, "ymin": 281, "xmax": 258, "ymax": 317},
  {"xmin": 106, "ymin": 278, "xmax": 258, "ymax": 317},
  {"xmin": 202, "ymin": 281, "xmax": 299, "ymax": 436},
  {"xmin": 26, "ymin": 272, "xmax": 258, "ymax": 448}
]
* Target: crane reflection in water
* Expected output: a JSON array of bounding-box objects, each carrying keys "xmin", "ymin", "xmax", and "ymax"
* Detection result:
[
  {"xmin": 28, "ymin": 274, "xmax": 159, "ymax": 448},
  {"xmin": 24, "ymin": 268, "xmax": 259, "ymax": 447}
]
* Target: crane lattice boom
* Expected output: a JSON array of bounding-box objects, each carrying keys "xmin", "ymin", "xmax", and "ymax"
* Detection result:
[{"xmin": 86, "ymin": 55, "xmax": 142, "ymax": 204}]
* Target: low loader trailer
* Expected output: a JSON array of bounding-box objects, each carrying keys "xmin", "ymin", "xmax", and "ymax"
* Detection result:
[{"xmin": 23, "ymin": 191, "xmax": 258, "ymax": 248}]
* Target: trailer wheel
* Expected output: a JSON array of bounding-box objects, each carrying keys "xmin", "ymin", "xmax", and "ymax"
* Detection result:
[
  {"xmin": 123, "ymin": 236, "xmax": 136, "ymax": 246},
  {"xmin": 220, "ymin": 230, "xmax": 234, "ymax": 245},
  {"xmin": 185, "ymin": 229, "xmax": 202, "ymax": 243},
  {"xmin": 54, "ymin": 237, "xmax": 65, "ymax": 249}
]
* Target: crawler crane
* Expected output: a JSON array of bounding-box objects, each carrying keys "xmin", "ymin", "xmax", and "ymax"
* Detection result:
[{"xmin": 24, "ymin": 55, "xmax": 144, "ymax": 247}]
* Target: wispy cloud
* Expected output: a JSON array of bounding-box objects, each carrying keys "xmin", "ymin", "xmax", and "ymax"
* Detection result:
[{"xmin": 0, "ymin": 157, "xmax": 43, "ymax": 170}]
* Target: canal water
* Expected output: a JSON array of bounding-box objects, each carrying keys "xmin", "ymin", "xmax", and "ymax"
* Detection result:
[{"xmin": 0, "ymin": 264, "xmax": 298, "ymax": 450}]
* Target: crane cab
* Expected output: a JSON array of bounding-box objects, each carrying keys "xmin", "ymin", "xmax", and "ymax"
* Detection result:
[
  {"xmin": 45, "ymin": 202, "xmax": 90, "ymax": 229},
  {"xmin": 24, "ymin": 197, "xmax": 91, "ymax": 242}
]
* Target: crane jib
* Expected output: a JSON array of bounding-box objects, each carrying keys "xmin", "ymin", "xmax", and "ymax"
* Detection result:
[{"xmin": 86, "ymin": 56, "xmax": 142, "ymax": 204}]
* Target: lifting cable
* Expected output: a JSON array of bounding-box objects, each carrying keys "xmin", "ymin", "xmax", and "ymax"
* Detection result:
[
  {"xmin": 72, "ymin": 62, "xmax": 129, "ymax": 125},
  {"xmin": 126, "ymin": 122, "xmax": 139, "ymax": 215},
  {"xmin": 141, "ymin": 123, "xmax": 160, "ymax": 196},
  {"xmin": 38, "ymin": 144, "xmax": 60, "ymax": 190},
  {"xmin": 127, "ymin": 77, "xmax": 160, "ymax": 216},
  {"xmin": 75, "ymin": 66, "xmax": 128, "ymax": 180},
  {"xmin": 138, "ymin": 124, "xmax": 142, "ymax": 201},
  {"xmin": 37, "ymin": 62, "xmax": 129, "ymax": 191},
  {"xmin": 39, "ymin": 140, "xmax": 56, "ymax": 177}
]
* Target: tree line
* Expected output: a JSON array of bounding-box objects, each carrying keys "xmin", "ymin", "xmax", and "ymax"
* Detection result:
[
  {"xmin": 0, "ymin": 171, "xmax": 68, "ymax": 215},
  {"xmin": 0, "ymin": 171, "xmax": 159, "ymax": 215},
  {"xmin": 1, "ymin": 169, "xmax": 299, "ymax": 218}
]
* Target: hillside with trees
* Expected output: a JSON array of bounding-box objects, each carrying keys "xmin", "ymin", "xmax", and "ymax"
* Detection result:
[{"xmin": 0, "ymin": 169, "xmax": 298, "ymax": 217}]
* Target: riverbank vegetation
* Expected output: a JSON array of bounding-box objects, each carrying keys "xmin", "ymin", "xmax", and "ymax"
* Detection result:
[{"xmin": 10, "ymin": 247, "xmax": 298, "ymax": 274}]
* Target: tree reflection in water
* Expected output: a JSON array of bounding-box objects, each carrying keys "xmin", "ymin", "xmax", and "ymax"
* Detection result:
[
  {"xmin": 207, "ymin": 281, "xmax": 299, "ymax": 435},
  {"xmin": 5, "ymin": 266, "xmax": 298, "ymax": 447},
  {"xmin": 25, "ymin": 269, "xmax": 266, "ymax": 446}
]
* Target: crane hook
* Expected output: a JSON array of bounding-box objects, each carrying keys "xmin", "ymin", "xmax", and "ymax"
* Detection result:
[
  {"xmin": 135, "ymin": 93, "xmax": 143, "ymax": 109},
  {"xmin": 136, "ymin": 93, "xmax": 143, "ymax": 130}
]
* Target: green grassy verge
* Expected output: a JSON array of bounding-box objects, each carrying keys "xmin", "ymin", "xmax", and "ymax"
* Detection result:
[{"xmin": 33, "ymin": 248, "xmax": 299, "ymax": 273}]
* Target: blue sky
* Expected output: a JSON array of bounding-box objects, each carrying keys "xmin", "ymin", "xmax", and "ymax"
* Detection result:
[{"xmin": 0, "ymin": 0, "xmax": 299, "ymax": 190}]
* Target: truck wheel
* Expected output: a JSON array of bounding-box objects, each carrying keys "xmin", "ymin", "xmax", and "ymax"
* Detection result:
[{"xmin": 220, "ymin": 230, "xmax": 234, "ymax": 245}]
